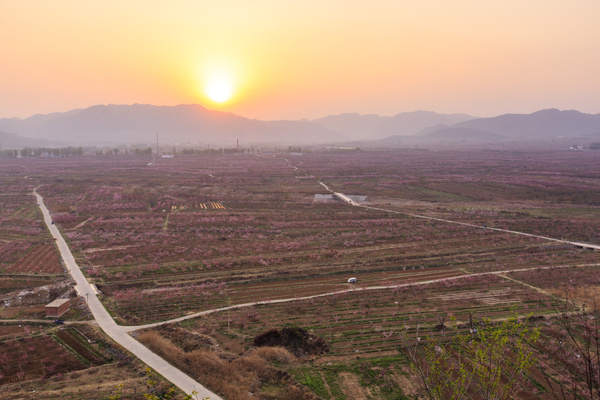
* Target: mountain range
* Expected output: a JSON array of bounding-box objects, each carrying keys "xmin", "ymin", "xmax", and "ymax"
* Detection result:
[
  {"xmin": 417, "ymin": 109, "xmax": 600, "ymax": 141},
  {"xmin": 0, "ymin": 104, "xmax": 599, "ymax": 147}
]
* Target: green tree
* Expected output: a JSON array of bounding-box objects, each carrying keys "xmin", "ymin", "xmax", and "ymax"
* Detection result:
[{"xmin": 401, "ymin": 314, "xmax": 539, "ymax": 400}]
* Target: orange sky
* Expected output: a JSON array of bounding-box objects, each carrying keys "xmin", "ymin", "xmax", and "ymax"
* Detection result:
[{"xmin": 2, "ymin": 0, "xmax": 599, "ymax": 120}]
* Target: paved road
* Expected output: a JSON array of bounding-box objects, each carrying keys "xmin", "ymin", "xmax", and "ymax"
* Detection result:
[
  {"xmin": 366, "ymin": 204, "xmax": 600, "ymax": 250},
  {"xmin": 34, "ymin": 188, "xmax": 221, "ymax": 400},
  {"xmin": 328, "ymin": 188, "xmax": 600, "ymax": 251}
]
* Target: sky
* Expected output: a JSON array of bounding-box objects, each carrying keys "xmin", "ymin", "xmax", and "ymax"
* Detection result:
[{"xmin": 1, "ymin": 0, "xmax": 599, "ymax": 121}]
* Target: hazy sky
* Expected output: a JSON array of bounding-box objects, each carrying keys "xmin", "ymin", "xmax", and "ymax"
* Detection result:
[{"xmin": 2, "ymin": 0, "xmax": 599, "ymax": 120}]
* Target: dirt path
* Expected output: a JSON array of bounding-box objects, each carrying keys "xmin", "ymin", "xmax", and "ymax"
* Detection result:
[
  {"xmin": 123, "ymin": 262, "xmax": 598, "ymax": 332},
  {"xmin": 498, "ymin": 273, "xmax": 585, "ymax": 312},
  {"xmin": 69, "ymin": 216, "xmax": 93, "ymax": 230},
  {"xmin": 0, "ymin": 319, "xmax": 97, "ymax": 325}
]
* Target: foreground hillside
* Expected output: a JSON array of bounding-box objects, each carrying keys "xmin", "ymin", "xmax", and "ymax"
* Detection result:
[{"xmin": 1, "ymin": 148, "xmax": 599, "ymax": 399}]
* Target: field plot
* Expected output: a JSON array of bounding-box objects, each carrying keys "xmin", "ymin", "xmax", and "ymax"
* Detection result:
[
  {"xmin": 0, "ymin": 333, "xmax": 87, "ymax": 384},
  {"xmin": 13, "ymin": 153, "xmax": 594, "ymax": 325},
  {"xmin": 0, "ymin": 172, "xmax": 71, "ymax": 323},
  {"xmin": 2, "ymin": 148, "xmax": 600, "ymax": 399},
  {"xmin": 188, "ymin": 273, "xmax": 560, "ymax": 358},
  {"xmin": 0, "ymin": 325, "xmax": 112, "ymax": 387},
  {"xmin": 7, "ymin": 243, "xmax": 63, "ymax": 274},
  {"xmin": 0, "ymin": 322, "xmax": 175, "ymax": 400},
  {"xmin": 143, "ymin": 273, "xmax": 581, "ymax": 399},
  {"xmin": 0, "ymin": 176, "xmax": 64, "ymax": 277}
]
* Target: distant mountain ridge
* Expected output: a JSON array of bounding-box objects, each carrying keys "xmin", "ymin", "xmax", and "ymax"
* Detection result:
[
  {"xmin": 312, "ymin": 111, "xmax": 475, "ymax": 140},
  {"xmin": 0, "ymin": 130, "xmax": 64, "ymax": 149},
  {"xmin": 418, "ymin": 109, "xmax": 600, "ymax": 140},
  {"xmin": 0, "ymin": 104, "xmax": 346, "ymax": 146},
  {"xmin": 0, "ymin": 105, "xmax": 599, "ymax": 146}
]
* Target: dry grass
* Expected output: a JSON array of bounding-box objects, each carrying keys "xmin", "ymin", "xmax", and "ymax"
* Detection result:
[
  {"xmin": 337, "ymin": 372, "xmax": 370, "ymax": 400},
  {"xmin": 254, "ymin": 346, "xmax": 296, "ymax": 364},
  {"xmin": 0, "ymin": 364, "xmax": 152, "ymax": 400},
  {"xmin": 548, "ymin": 285, "xmax": 600, "ymax": 312},
  {"xmin": 137, "ymin": 330, "xmax": 315, "ymax": 400}
]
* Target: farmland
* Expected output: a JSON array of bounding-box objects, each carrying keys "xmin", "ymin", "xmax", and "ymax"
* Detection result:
[
  {"xmin": 1, "ymin": 147, "xmax": 599, "ymax": 399},
  {"xmin": 0, "ymin": 321, "xmax": 168, "ymax": 400}
]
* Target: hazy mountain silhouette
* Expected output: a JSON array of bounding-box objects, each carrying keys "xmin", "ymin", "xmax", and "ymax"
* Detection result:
[
  {"xmin": 312, "ymin": 111, "xmax": 475, "ymax": 140},
  {"xmin": 422, "ymin": 127, "xmax": 506, "ymax": 141},
  {"xmin": 0, "ymin": 104, "xmax": 346, "ymax": 146},
  {"xmin": 0, "ymin": 130, "xmax": 64, "ymax": 149},
  {"xmin": 2, "ymin": 106, "xmax": 599, "ymax": 147},
  {"xmin": 419, "ymin": 109, "xmax": 600, "ymax": 139},
  {"xmin": 311, "ymin": 113, "xmax": 391, "ymax": 140}
]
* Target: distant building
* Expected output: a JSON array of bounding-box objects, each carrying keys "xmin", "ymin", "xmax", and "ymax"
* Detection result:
[
  {"xmin": 323, "ymin": 146, "xmax": 360, "ymax": 152},
  {"xmin": 45, "ymin": 298, "xmax": 71, "ymax": 318}
]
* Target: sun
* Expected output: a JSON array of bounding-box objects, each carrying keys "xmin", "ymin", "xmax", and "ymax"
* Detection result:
[{"xmin": 205, "ymin": 74, "xmax": 234, "ymax": 103}]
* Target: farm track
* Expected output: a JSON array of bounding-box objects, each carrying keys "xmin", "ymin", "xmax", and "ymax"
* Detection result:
[
  {"xmin": 0, "ymin": 319, "xmax": 98, "ymax": 325},
  {"xmin": 497, "ymin": 273, "xmax": 578, "ymax": 309},
  {"xmin": 0, "ymin": 272, "xmax": 67, "ymax": 278},
  {"xmin": 98, "ymin": 237, "xmax": 546, "ymax": 289},
  {"xmin": 33, "ymin": 188, "xmax": 222, "ymax": 400},
  {"xmin": 69, "ymin": 216, "xmax": 93, "ymax": 230},
  {"xmin": 358, "ymin": 203, "xmax": 600, "ymax": 251},
  {"xmin": 122, "ymin": 262, "xmax": 599, "ymax": 332}
]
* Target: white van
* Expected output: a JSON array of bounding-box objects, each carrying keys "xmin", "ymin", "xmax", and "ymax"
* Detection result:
[{"xmin": 347, "ymin": 277, "xmax": 357, "ymax": 283}]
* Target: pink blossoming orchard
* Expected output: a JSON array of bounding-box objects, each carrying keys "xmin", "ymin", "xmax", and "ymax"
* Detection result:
[{"xmin": 1, "ymin": 147, "xmax": 600, "ymax": 399}]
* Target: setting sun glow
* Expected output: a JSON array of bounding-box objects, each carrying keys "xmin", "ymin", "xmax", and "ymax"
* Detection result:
[
  {"xmin": 205, "ymin": 75, "xmax": 234, "ymax": 103},
  {"xmin": 2, "ymin": 1, "xmax": 599, "ymax": 120}
]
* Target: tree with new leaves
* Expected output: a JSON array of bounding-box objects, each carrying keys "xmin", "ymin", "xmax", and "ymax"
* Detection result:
[{"xmin": 401, "ymin": 314, "xmax": 540, "ymax": 400}]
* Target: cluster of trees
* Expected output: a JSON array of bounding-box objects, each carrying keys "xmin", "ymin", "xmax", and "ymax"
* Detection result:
[
  {"xmin": 404, "ymin": 315, "xmax": 539, "ymax": 399},
  {"xmin": 179, "ymin": 147, "xmax": 255, "ymax": 155},
  {"xmin": 406, "ymin": 302, "xmax": 600, "ymax": 399},
  {"xmin": 1, "ymin": 146, "xmax": 84, "ymax": 158}
]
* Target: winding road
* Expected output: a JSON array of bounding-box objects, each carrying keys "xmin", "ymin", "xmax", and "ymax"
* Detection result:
[{"xmin": 34, "ymin": 188, "xmax": 222, "ymax": 400}]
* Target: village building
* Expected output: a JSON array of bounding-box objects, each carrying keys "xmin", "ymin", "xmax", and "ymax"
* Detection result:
[{"xmin": 45, "ymin": 298, "xmax": 71, "ymax": 318}]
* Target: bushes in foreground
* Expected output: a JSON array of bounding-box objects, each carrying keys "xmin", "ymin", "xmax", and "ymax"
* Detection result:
[{"xmin": 137, "ymin": 330, "xmax": 315, "ymax": 400}]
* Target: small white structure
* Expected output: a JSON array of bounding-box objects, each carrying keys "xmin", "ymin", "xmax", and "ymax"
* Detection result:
[{"xmin": 347, "ymin": 277, "xmax": 357, "ymax": 283}]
